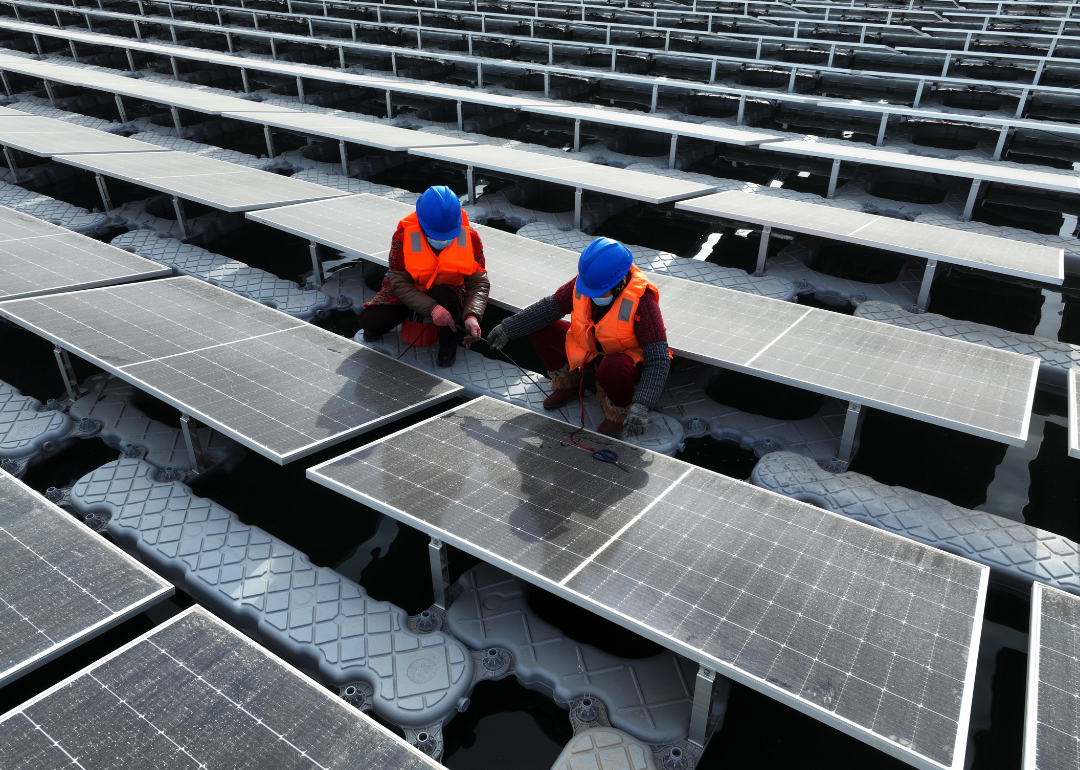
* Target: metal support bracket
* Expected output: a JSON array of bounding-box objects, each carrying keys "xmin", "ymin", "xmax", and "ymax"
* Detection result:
[
  {"xmin": 385, "ymin": 90, "xmax": 392, "ymax": 119},
  {"xmin": 961, "ymin": 179, "xmax": 981, "ymax": 222},
  {"xmin": 295, "ymin": 76, "xmax": 305, "ymax": 103},
  {"xmin": 180, "ymin": 413, "xmax": 206, "ymax": 474},
  {"xmin": 114, "ymin": 94, "xmax": 127, "ymax": 123},
  {"xmin": 43, "ymin": 79, "xmax": 56, "ymax": 108},
  {"xmin": 95, "ymin": 174, "xmax": 113, "ymax": 212},
  {"xmin": 836, "ymin": 401, "xmax": 865, "ymax": 469},
  {"xmin": 736, "ymin": 95, "xmax": 746, "ymax": 126},
  {"xmin": 125, "ymin": 47, "xmax": 137, "ymax": 72},
  {"xmin": 3, "ymin": 146, "xmax": 19, "ymax": 183},
  {"xmin": 338, "ymin": 140, "xmax": 348, "ymax": 175},
  {"xmin": 915, "ymin": 258, "xmax": 937, "ymax": 313},
  {"xmin": 827, "ymin": 158, "xmax": 841, "ymax": 199},
  {"xmin": 754, "ymin": 225, "xmax": 771, "ymax": 276},
  {"xmin": 668, "ymin": 134, "xmax": 678, "ymax": 170},
  {"xmin": 172, "ymin": 196, "xmax": 189, "ymax": 239},
  {"xmin": 262, "ymin": 124, "xmax": 275, "ymax": 158},
  {"xmin": 875, "ymin": 113, "xmax": 888, "ymax": 146},
  {"xmin": 0, "ymin": 71, "xmax": 11, "ymax": 98},
  {"xmin": 309, "ymin": 240, "xmax": 322, "ymax": 286},
  {"xmin": 429, "ymin": 536, "xmax": 451, "ymax": 610},
  {"xmin": 573, "ymin": 119, "xmax": 580, "ymax": 153},
  {"xmin": 993, "ymin": 127, "xmax": 1009, "ymax": 161},
  {"xmin": 456, "ymin": 100, "xmax": 463, "ymax": 131},
  {"xmin": 170, "ymin": 106, "xmax": 183, "ymax": 138},
  {"xmin": 169, "ymin": 55, "xmax": 179, "ymax": 80},
  {"xmin": 573, "ymin": 187, "xmax": 583, "ymax": 231},
  {"xmin": 240, "ymin": 67, "xmax": 249, "ymax": 93},
  {"xmin": 54, "ymin": 346, "xmax": 81, "ymax": 402},
  {"xmin": 688, "ymin": 664, "xmax": 715, "ymax": 748},
  {"xmin": 650, "ymin": 83, "xmax": 658, "ymax": 113},
  {"xmin": 467, "ymin": 165, "xmax": 475, "ymax": 205}
]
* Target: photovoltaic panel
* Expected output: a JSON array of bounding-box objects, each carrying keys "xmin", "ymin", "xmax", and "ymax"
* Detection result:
[
  {"xmin": 51, "ymin": 150, "xmax": 349, "ymax": 212},
  {"xmin": 1023, "ymin": 583, "xmax": 1080, "ymax": 770},
  {"xmin": 408, "ymin": 145, "xmax": 716, "ymax": 203},
  {"xmin": 0, "ymin": 276, "xmax": 462, "ymax": 463},
  {"xmin": 0, "ymin": 115, "xmax": 170, "ymax": 156},
  {"xmin": 249, "ymin": 194, "xmax": 1038, "ymax": 445},
  {"xmin": 1070, "ymin": 369, "xmax": 1079, "ymax": 460},
  {"xmin": 676, "ymin": 191, "xmax": 1064, "ymax": 283},
  {"xmin": 0, "ymin": 469, "xmax": 172, "ymax": 688},
  {"xmin": 308, "ymin": 397, "xmax": 990, "ymax": 770},
  {"xmin": 0, "ymin": 207, "xmax": 172, "ymax": 301},
  {"xmin": 222, "ymin": 110, "xmax": 479, "ymax": 151},
  {"xmin": 0, "ymin": 607, "xmax": 442, "ymax": 770}
]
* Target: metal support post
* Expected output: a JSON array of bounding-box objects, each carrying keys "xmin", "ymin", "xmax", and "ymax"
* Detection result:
[
  {"xmin": 0, "ymin": 72, "xmax": 9, "ymax": 98},
  {"xmin": 940, "ymin": 52, "xmax": 951, "ymax": 78},
  {"xmin": 913, "ymin": 78, "xmax": 924, "ymax": 108},
  {"xmin": 180, "ymin": 414, "xmax": 206, "ymax": 473},
  {"xmin": 1015, "ymin": 89, "xmax": 1029, "ymax": 118},
  {"xmin": 170, "ymin": 56, "xmax": 180, "ymax": 79},
  {"xmin": 836, "ymin": 402, "xmax": 864, "ymax": 468},
  {"xmin": 262, "ymin": 124, "xmax": 275, "ymax": 158},
  {"xmin": 385, "ymin": 90, "xmax": 392, "ymax": 119},
  {"xmin": 54, "ymin": 347, "xmax": 81, "ymax": 402},
  {"xmin": 95, "ymin": 174, "xmax": 112, "ymax": 211},
  {"xmin": 43, "ymin": 80, "xmax": 56, "ymax": 108},
  {"xmin": 611, "ymin": 48, "xmax": 616, "ymax": 72},
  {"xmin": 915, "ymin": 258, "xmax": 937, "ymax": 313},
  {"xmin": 650, "ymin": 83, "xmax": 658, "ymax": 113},
  {"xmin": 827, "ymin": 158, "xmax": 841, "ymax": 199},
  {"xmin": 226, "ymin": 30, "xmax": 234, "ymax": 53},
  {"xmin": 754, "ymin": 225, "xmax": 771, "ymax": 276},
  {"xmin": 574, "ymin": 187, "xmax": 582, "ymax": 230},
  {"xmin": 170, "ymin": 106, "xmax": 183, "ymax": 138},
  {"xmin": 709, "ymin": 58, "xmax": 716, "ymax": 84},
  {"xmin": 32, "ymin": 34, "xmax": 43, "ymax": 55},
  {"xmin": 240, "ymin": 68, "xmax": 250, "ymax": 93},
  {"xmin": 787, "ymin": 68, "xmax": 797, "ymax": 93},
  {"xmin": 339, "ymin": 46, "xmax": 345, "ymax": 68},
  {"xmin": 169, "ymin": 25, "xmax": 178, "ymax": 44},
  {"xmin": 543, "ymin": 71, "xmax": 550, "ymax": 97},
  {"xmin": 270, "ymin": 38, "xmax": 277, "ymax": 60},
  {"xmin": 993, "ymin": 127, "xmax": 1009, "ymax": 161},
  {"xmin": 668, "ymin": 134, "xmax": 678, "ymax": 170},
  {"xmin": 296, "ymin": 77, "xmax": 305, "ymax": 103},
  {"xmin": 477, "ymin": 63, "xmax": 483, "ymax": 88},
  {"xmin": 172, "ymin": 196, "xmax": 189, "ymax": 239},
  {"xmin": 456, "ymin": 101, "xmax": 463, "ymax": 130},
  {"xmin": 428, "ymin": 536, "xmax": 450, "ymax": 610},
  {"xmin": 2, "ymin": 146, "xmax": 18, "ymax": 183},
  {"xmin": 338, "ymin": 140, "xmax": 348, "ymax": 175},
  {"xmin": 133, "ymin": 19, "xmax": 141, "ymax": 38},
  {"xmin": 114, "ymin": 94, "xmax": 127, "ymax": 123},
  {"xmin": 69, "ymin": 40, "xmax": 79, "ymax": 62},
  {"xmin": 126, "ymin": 48, "xmax": 136, "ymax": 72},
  {"xmin": 687, "ymin": 665, "xmax": 715, "ymax": 748},
  {"xmin": 961, "ymin": 179, "xmax": 981, "ymax": 222},
  {"xmin": 573, "ymin": 119, "xmax": 581, "ymax": 152},
  {"xmin": 875, "ymin": 113, "xmax": 888, "ymax": 146},
  {"xmin": 1033, "ymin": 59, "xmax": 1045, "ymax": 86},
  {"xmin": 391, "ymin": 52, "xmax": 397, "ymax": 76},
  {"xmin": 736, "ymin": 95, "xmax": 745, "ymax": 126},
  {"xmin": 309, "ymin": 240, "xmax": 322, "ymax": 285},
  {"xmin": 467, "ymin": 165, "xmax": 475, "ymax": 205}
]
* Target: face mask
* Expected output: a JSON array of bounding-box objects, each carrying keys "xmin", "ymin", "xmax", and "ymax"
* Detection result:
[
  {"xmin": 592, "ymin": 294, "xmax": 614, "ymax": 306},
  {"xmin": 427, "ymin": 237, "xmax": 454, "ymax": 250}
]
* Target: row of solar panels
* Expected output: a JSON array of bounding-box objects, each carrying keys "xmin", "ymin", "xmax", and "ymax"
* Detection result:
[{"xmin": 5, "ymin": 6, "xmax": 1080, "ymax": 149}]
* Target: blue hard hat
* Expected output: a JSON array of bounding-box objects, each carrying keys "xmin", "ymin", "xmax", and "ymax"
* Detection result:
[
  {"xmin": 576, "ymin": 237, "xmax": 633, "ymax": 298},
  {"xmin": 415, "ymin": 186, "xmax": 463, "ymax": 241}
]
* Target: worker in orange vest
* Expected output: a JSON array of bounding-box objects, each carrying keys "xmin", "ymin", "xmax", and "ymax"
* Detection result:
[
  {"xmin": 486, "ymin": 237, "xmax": 671, "ymax": 437},
  {"xmin": 359, "ymin": 186, "xmax": 490, "ymax": 367}
]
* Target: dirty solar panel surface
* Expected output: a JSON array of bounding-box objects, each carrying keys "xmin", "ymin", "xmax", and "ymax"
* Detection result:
[
  {"xmin": 0, "ymin": 207, "xmax": 171, "ymax": 301},
  {"xmin": 0, "ymin": 607, "xmax": 442, "ymax": 770},
  {"xmin": 0, "ymin": 114, "xmax": 169, "ymax": 156},
  {"xmin": 0, "ymin": 276, "xmax": 461, "ymax": 462},
  {"xmin": 1070, "ymin": 369, "xmax": 1079, "ymax": 460},
  {"xmin": 309, "ymin": 397, "xmax": 989, "ymax": 770},
  {"xmin": 1025, "ymin": 584, "xmax": 1080, "ymax": 770},
  {"xmin": 0, "ymin": 470, "xmax": 171, "ymax": 688}
]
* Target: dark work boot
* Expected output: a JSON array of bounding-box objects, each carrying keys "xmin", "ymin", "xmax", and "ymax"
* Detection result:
[{"xmin": 437, "ymin": 327, "xmax": 457, "ymax": 368}]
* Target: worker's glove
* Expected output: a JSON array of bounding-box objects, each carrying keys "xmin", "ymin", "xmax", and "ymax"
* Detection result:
[
  {"xmin": 463, "ymin": 316, "xmax": 482, "ymax": 348},
  {"xmin": 486, "ymin": 322, "xmax": 510, "ymax": 351},
  {"xmin": 430, "ymin": 305, "xmax": 456, "ymax": 330},
  {"xmin": 623, "ymin": 403, "xmax": 650, "ymax": 437}
]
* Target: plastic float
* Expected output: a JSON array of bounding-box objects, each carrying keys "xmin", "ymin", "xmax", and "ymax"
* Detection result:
[{"xmin": 0, "ymin": 378, "xmax": 95, "ymax": 477}]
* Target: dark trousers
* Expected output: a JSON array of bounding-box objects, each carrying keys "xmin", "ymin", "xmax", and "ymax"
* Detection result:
[
  {"xmin": 358, "ymin": 284, "xmax": 462, "ymax": 347},
  {"xmin": 529, "ymin": 321, "xmax": 641, "ymax": 407}
]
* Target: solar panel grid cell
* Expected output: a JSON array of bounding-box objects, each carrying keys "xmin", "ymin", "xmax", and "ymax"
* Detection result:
[{"xmin": 1025, "ymin": 584, "xmax": 1080, "ymax": 770}]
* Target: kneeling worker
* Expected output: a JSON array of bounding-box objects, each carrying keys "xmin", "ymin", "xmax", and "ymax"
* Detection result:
[
  {"xmin": 359, "ymin": 186, "xmax": 490, "ymax": 367},
  {"xmin": 487, "ymin": 237, "xmax": 671, "ymax": 437}
]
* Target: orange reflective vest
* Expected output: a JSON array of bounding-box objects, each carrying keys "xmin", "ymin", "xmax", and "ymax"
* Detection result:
[
  {"xmin": 400, "ymin": 210, "xmax": 479, "ymax": 292},
  {"xmin": 565, "ymin": 265, "xmax": 667, "ymax": 370}
]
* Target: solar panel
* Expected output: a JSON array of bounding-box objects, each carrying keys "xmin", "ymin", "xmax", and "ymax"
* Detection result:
[
  {"xmin": 0, "ymin": 606, "xmax": 442, "ymax": 770},
  {"xmin": 308, "ymin": 397, "xmax": 990, "ymax": 770},
  {"xmin": 222, "ymin": 110, "xmax": 479, "ymax": 152},
  {"xmin": 0, "ymin": 115, "xmax": 170, "ymax": 156},
  {"xmin": 248, "ymin": 194, "xmax": 1039, "ymax": 445},
  {"xmin": 1024, "ymin": 583, "xmax": 1080, "ymax": 770},
  {"xmin": 0, "ymin": 105, "xmax": 34, "ymax": 117},
  {"xmin": 51, "ymin": 151, "xmax": 349, "ymax": 212},
  {"xmin": 0, "ymin": 206, "xmax": 172, "ymax": 301},
  {"xmin": 0, "ymin": 276, "xmax": 462, "ymax": 463},
  {"xmin": 0, "ymin": 469, "xmax": 172, "ymax": 688},
  {"xmin": 676, "ymin": 191, "xmax": 1064, "ymax": 283},
  {"xmin": 767, "ymin": 140, "xmax": 1080, "ymax": 196},
  {"xmin": 1070, "ymin": 369, "xmax": 1079, "ymax": 460},
  {"xmin": 408, "ymin": 145, "xmax": 716, "ymax": 204}
]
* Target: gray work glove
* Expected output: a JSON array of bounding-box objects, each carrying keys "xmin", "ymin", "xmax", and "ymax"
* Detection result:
[
  {"xmin": 623, "ymin": 403, "xmax": 649, "ymax": 437},
  {"xmin": 487, "ymin": 322, "xmax": 510, "ymax": 351}
]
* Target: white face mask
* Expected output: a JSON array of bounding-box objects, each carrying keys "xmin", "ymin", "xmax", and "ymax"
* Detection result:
[
  {"xmin": 427, "ymin": 237, "xmax": 454, "ymax": 250},
  {"xmin": 592, "ymin": 294, "xmax": 614, "ymax": 306}
]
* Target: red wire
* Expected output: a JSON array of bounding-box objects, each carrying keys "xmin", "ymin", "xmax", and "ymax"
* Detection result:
[{"xmin": 568, "ymin": 364, "xmax": 598, "ymax": 454}]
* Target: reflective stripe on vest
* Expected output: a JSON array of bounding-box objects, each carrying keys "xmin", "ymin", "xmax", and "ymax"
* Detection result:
[
  {"xmin": 400, "ymin": 211, "xmax": 477, "ymax": 291},
  {"xmin": 564, "ymin": 265, "xmax": 661, "ymax": 371}
]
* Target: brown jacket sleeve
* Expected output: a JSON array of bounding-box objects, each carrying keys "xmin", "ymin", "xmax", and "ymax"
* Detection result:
[
  {"xmin": 387, "ymin": 270, "xmax": 438, "ymax": 316},
  {"xmin": 462, "ymin": 270, "xmax": 490, "ymax": 320}
]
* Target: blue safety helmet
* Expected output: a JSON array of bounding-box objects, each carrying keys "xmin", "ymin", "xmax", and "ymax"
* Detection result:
[
  {"xmin": 415, "ymin": 186, "xmax": 463, "ymax": 241},
  {"xmin": 575, "ymin": 237, "xmax": 634, "ymax": 298}
]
